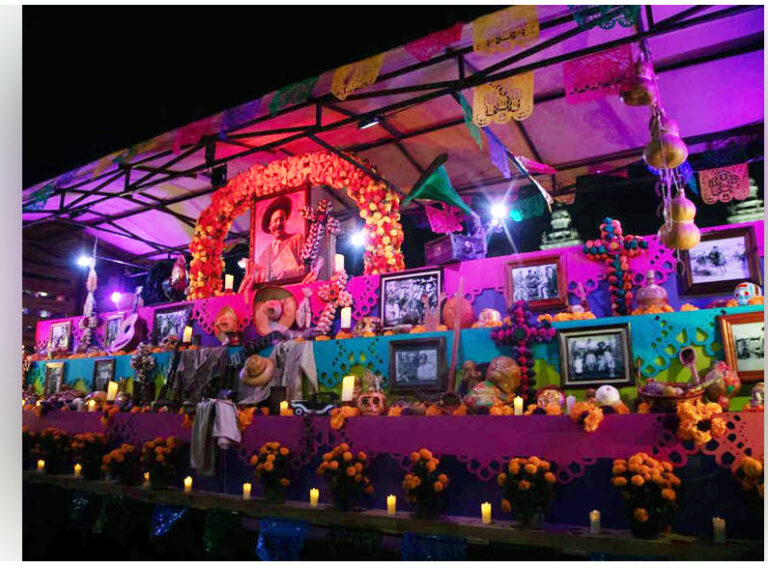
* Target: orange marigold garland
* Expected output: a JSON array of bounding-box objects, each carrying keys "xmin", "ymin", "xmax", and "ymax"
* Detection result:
[
  {"xmin": 330, "ymin": 405, "xmax": 359, "ymax": 430},
  {"xmin": 524, "ymin": 403, "xmax": 563, "ymax": 416},
  {"xmin": 403, "ymin": 448, "xmax": 450, "ymax": 518},
  {"xmin": 676, "ymin": 399, "xmax": 727, "ymax": 445},
  {"xmin": 569, "ymin": 401, "xmax": 604, "ymax": 432},
  {"xmin": 188, "ymin": 152, "xmax": 405, "ymax": 299}
]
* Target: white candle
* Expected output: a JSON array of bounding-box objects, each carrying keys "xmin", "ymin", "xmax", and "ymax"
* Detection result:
[
  {"xmin": 87, "ymin": 399, "xmax": 97, "ymax": 412},
  {"xmin": 310, "ymin": 488, "xmax": 319, "ymax": 507},
  {"xmin": 106, "ymin": 381, "xmax": 119, "ymax": 402},
  {"xmin": 481, "ymin": 502, "xmax": 492, "ymax": 525},
  {"xmin": 334, "ymin": 254, "xmax": 345, "ymax": 273},
  {"xmin": 74, "ymin": 464, "xmax": 82, "ymax": 478},
  {"xmin": 713, "ymin": 517, "xmax": 726, "ymax": 543},
  {"xmin": 513, "ymin": 396, "xmax": 524, "ymax": 416},
  {"xmin": 224, "ymin": 274, "xmax": 234, "ymax": 291},
  {"xmin": 566, "ymin": 395, "xmax": 576, "ymax": 414},
  {"xmin": 589, "ymin": 510, "xmax": 601, "ymax": 534},
  {"xmin": 184, "ymin": 476, "xmax": 193, "ymax": 493},
  {"xmin": 387, "ymin": 495, "xmax": 397, "ymax": 516},
  {"xmin": 279, "ymin": 401, "xmax": 289, "ymax": 415},
  {"xmin": 340, "ymin": 307, "xmax": 352, "ymax": 330},
  {"xmin": 37, "ymin": 459, "xmax": 45, "ymax": 473},
  {"xmin": 341, "ymin": 375, "xmax": 356, "ymax": 402},
  {"xmin": 143, "ymin": 472, "xmax": 150, "ymax": 488},
  {"xmin": 242, "ymin": 482, "xmax": 252, "ymax": 500},
  {"xmin": 182, "ymin": 326, "xmax": 193, "ymax": 344}
]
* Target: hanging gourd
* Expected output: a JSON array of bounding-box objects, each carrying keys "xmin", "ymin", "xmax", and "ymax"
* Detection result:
[
  {"xmin": 620, "ymin": 61, "xmax": 658, "ymax": 107},
  {"xmin": 643, "ymin": 111, "xmax": 688, "ymax": 170},
  {"xmin": 658, "ymin": 186, "xmax": 701, "ymax": 251}
]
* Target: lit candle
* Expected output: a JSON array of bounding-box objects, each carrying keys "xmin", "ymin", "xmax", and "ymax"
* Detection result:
[
  {"xmin": 37, "ymin": 459, "xmax": 45, "ymax": 473},
  {"xmin": 224, "ymin": 274, "xmax": 234, "ymax": 291},
  {"xmin": 481, "ymin": 502, "xmax": 492, "ymax": 525},
  {"xmin": 182, "ymin": 326, "xmax": 193, "ymax": 344},
  {"xmin": 334, "ymin": 254, "xmax": 345, "ymax": 273},
  {"xmin": 513, "ymin": 396, "xmax": 524, "ymax": 416},
  {"xmin": 589, "ymin": 510, "xmax": 601, "ymax": 535},
  {"xmin": 340, "ymin": 307, "xmax": 352, "ymax": 330},
  {"xmin": 566, "ymin": 395, "xmax": 576, "ymax": 414},
  {"xmin": 341, "ymin": 375, "xmax": 356, "ymax": 402},
  {"xmin": 279, "ymin": 401, "xmax": 289, "ymax": 416},
  {"xmin": 713, "ymin": 517, "xmax": 726, "ymax": 543},
  {"xmin": 242, "ymin": 482, "xmax": 252, "ymax": 500},
  {"xmin": 309, "ymin": 488, "xmax": 319, "ymax": 507},
  {"xmin": 387, "ymin": 495, "xmax": 397, "ymax": 516},
  {"xmin": 184, "ymin": 476, "xmax": 193, "ymax": 493},
  {"xmin": 143, "ymin": 472, "xmax": 150, "ymax": 488},
  {"xmin": 74, "ymin": 464, "xmax": 82, "ymax": 478},
  {"xmin": 106, "ymin": 381, "xmax": 119, "ymax": 402},
  {"xmin": 87, "ymin": 399, "xmax": 97, "ymax": 412}
]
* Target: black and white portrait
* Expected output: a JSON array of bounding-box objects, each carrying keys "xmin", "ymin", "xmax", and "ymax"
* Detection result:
[
  {"xmin": 389, "ymin": 337, "xmax": 447, "ymax": 394},
  {"xmin": 44, "ymin": 363, "xmax": 64, "ymax": 396},
  {"xmin": 512, "ymin": 263, "xmax": 559, "ymax": 302},
  {"xmin": 92, "ymin": 358, "xmax": 115, "ymax": 392},
  {"xmin": 732, "ymin": 321, "xmax": 765, "ymax": 373},
  {"xmin": 152, "ymin": 306, "xmax": 189, "ymax": 344},
  {"xmin": 49, "ymin": 321, "xmax": 71, "ymax": 353},
  {"xmin": 380, "ymin": 269, "xmax": 442, "ymax": 329},
  {"xmin": 104, "ymin": 315, "xmax": 123, "ymax": 350},
  {"xmin": 558, "ymin": 324, "xmax": 633, "ymax": 389},
  {"xmin": 690, "ymin": 236, "xmax": 750, "ymax": 284}
]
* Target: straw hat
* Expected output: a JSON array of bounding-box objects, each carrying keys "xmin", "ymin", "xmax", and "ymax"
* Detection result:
[{"xmin": 240, "ymin": 354, "xmax": 275, "ymax": 387}]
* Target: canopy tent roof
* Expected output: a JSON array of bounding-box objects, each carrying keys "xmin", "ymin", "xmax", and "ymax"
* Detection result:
[{"xmin": 22, "ymin": 5, "xmax": 764, "ymax": 269}]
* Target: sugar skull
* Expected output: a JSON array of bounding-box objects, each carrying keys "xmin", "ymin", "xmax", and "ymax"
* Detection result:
[
  {"xmin": 356, "ymin": 390, "xmax": 388, "ymax": 415},
  {"xmin": 352, "ymin": 316, "xmax": 382, "ymax": 337},
  {"xmin": 734, "ymin": 282, "xmax": 762, "ymax": 306},
  {"xmin": 595, "ymin": 385, "xmax": 621, "ymax": 407},
  {"xmin": 536, "ymin": 387, "xmax": 565, "ymax": 408}
]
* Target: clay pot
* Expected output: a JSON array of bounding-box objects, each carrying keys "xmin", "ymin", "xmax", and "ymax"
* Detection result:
[{"xmin": 620, "ymin": 62, "xmax": 658, "ymax": 107}]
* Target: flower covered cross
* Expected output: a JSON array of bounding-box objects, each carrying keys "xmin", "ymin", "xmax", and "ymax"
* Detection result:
[
  {"xmin": 315, "ymin": 269, "xmax": 353, "ymax": 335},
  {"xmin": 300, "ymin": 199, "xmax": 341, "ymax": 269}
]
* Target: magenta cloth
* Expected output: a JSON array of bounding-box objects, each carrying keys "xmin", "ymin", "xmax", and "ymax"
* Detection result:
[
  {"xmin": 23, "ymin": 411, "xmax": 104, "ymax": 435},
  {"xmin": 517, "ymin": 155, "xmax": 557, "ymax": 175},
  {"xmin": 425, "ymin": 204, "xmax": 464, "ymax": 234},
  {"xmin": 404, "ymin": 23, "xmax": 464, "ymax": 62},
  {"xmin": 564, "ymin": 44, "xmax": 634, "ymax": 104}
]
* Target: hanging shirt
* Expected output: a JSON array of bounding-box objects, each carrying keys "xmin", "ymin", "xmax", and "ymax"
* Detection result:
[{"xmin": 269, "ymin": 340, "xmax": 318, "ymax": 401}]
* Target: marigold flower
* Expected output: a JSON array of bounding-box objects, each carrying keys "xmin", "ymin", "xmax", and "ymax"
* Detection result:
[
  {"xmin": 501, "ymin": 499, "xmax": 512, "ymax": 513},
  {"xmin": 612, "ymin": 464, "xmax": 627, "ymax": 475},
  {"xmin": 410, "ymin": 452, "xmax": 420, "ymax": 463},
  {"xmin": 518, "ymin": 480, "xmax": 531, "ymax": 491},
  {"xmin": 509, "ymin": 463, "xmax": 520, "ymax": 475},
  {"xmin": 280, "ymin": 478, "xmax": 289, "ymax": 487},
  {"xmin": 420, "ymin": 449, "xmax": 433, "ymax": 460},
  {"xmin": 524, "ymin": 464, "xmax": 538, "ymax": 475},
  {"xmin": 342, "ymin": 451, "xmax": 353, "ymax": 462},
  {"xmin": 355, "ymin": 474, "xmax": 362, "ymax": 482},
  {"xmin": 433, "ymin": 481, "xmax": 444, "ymax": 492},
  {"xmin": 438, "ymin": 474, "xmax": 448, "ymax": 484},
  {"xmin": 279, "ymin": 447, "xmax": 289, "ymax": 456},
  {"xmin": 497, "ymin": 473, "xmax": 507, "ymax": 486},
  {"xmin": 357, "ymin": 451, "xmax": 367, "ymax": 461},
  {"xmin": 544, "ymin": 472, "xmax": 556, "ymax": 484},
  {"xmin": 426, "ymin": 462, "xmax": 436, "ymax": 474},
  {"xmin": 323, "ymin": 452, "xmax": 333, "ymax": 461},
  {"xmin": 156, "ymin": 454, "xmax": 165, "ymax": 463},
  {"xmin": 339, "ymin": 443, "xmax": 350, "ymax": 452},
  {"xmin": 329, "ymin": 461, "xmax": 339, "ymax": 470},
  {"xmin": 364, "ymin": 485, "xmax": 374, "ymax": 495},
  {"xmin": 634, "ymin": 508, "xmax": 649, "ymax": 522},
  {"xmin": 661, "ymin": 488, "xmax": 676, "ymax": 501},
  {"xmin": 528, "ymin": 456, "xmax": 541, "ymax": 467},
  {"xmin": 263, "ymin": 461, "xmax": 273, "ymax": 472},
  {"xmin": 631, "ymin": 475, "xmax": 645, "ymax": 486},
  {"xmin": 612, "ymin": 476, "xmax": 627, "ymax": 487}
]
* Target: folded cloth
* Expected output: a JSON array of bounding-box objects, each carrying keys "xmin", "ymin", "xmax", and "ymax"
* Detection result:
[
  {"xmin": 190, "ymin": 400, "xmax": 215, "ymax": 476},
  {"xmin": 213, "ymin": 400, "xmax": 241, "ymax": 449}
]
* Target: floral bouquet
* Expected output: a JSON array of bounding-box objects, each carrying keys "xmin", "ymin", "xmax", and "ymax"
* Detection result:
[
  {"xmin": 735, "ymin": 455, "xmax": 764, "ymax": 501},
  {"xmin": 570, "ymin": 401, "xmax": 604, "ymax": 432},
  {"xmin": 70, "ymin": 432, "xmax": 108, "ymax": 480},
  {"xmin": 525, "ymin": 403, "xmax": 563, "ymax": 416},
  {"xmin": 402, "ymin": 448, "xmax": 450, "ymax": 518},
  {"xmin": 102, "ymin": 443, "xmax": 141, "ymax": 485},
  {"xmin": 249, "ymin": 441, "xmax": 292, "ymax": 503},
  {"xmin": 34, "ymin": 427, "xmax": 72, "ymax": 474},
  {"xmin": 22, "ymin": 426, "xmax": 38, "ymax": 469},
  {"xmin": 497, "ymin": 456, "xmax": 557, "ymax": 528},
  {"xmin": 139, "ymin": 436, "xmax": 182, "ymax": 489},
  {"xmin": 676, "ymin": 400, "xmax": 727, "ymax": 445},
  {"xmin": 316, "ymin": 443, "xmax": 373, "ymax": 511},
  {"xmin": 611, "ymin": 452, "xmax": 680, "ymax": 538}
]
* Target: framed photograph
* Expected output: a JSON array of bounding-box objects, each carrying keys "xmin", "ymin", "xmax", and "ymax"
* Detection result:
[
  {"xmin": 44, "ymin": 362, "xmax": 65, "ymax": 396},
  {"xmin": 379, "ymin": 268, "xmax": 443, "ymax": 329},
  {"xmin": 678, "ymin": 226, "xmax": 762, "ymax": 295},
  {"xmin": 720, "ymin": 311, "xmax": 764, "ymax": 382},
  {"xmin": 558, "ymin": 323, "xmax": 634, "ymax": 389},
  {"xmin": 92, "ymin": 358, "xmax": 116, "ymax": 392},
  {"xmin": 249, "ymin": 187, "xmax": 310, "ymax": 286},
  {"xmin": 389, "ymin": 337, "xmax": 447, "ymax": 395},
  {"xmin": 152, "ymin": 304, "xmax": 191, "ymax": 344},
  {"xmin": 104, "ymin": 313, "xmax": 124, "ymax": 350},
  {"xmin": 505, "ymin": 254, "xmax": 568, "ymax": 311},
  {"xmin": 48, "ymin": 321, "xmax": 71, "ymax": 353}
]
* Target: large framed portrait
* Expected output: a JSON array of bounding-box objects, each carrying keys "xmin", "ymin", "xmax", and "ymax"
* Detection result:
[
  {"xmin": 249, "ymin": 187, "xmax": 310, "ymax": 286},
  {"xmin": 720, "ymin": 311, "xmax": 764, "ymax": 382},
  {"xmin": 388, "ymin": 337, "xmax": 447, "ymax": 395},
  {"xmin": 678, "ymin": 226, "xmax": 762, "ymax": 295},
  {"xmin": 558, "ymin": 323, "xmax": 634, "ymax": 389},
  {"xmin": 505, "ymin": 254, "xmax": 568, "ymax": 311},
  {"xmin": 152, "ymin": 304, "xmax": 191, "ymax": 344},
  {"xmin": 379, "ymin": 268, "xmax": 443, "ymax": 329},
  {"xmin": 44, "ymin": 362, "xmax": 65, "ymax": 396},
  {"xmin": 92, "ymin": 358, "xmax": 116, "ymax": 392},
  {"xmin": 48, "ymin": 321, "xmax": 71, "ymax": 353},
  {"xmin": 103, "ymin": 314, "xmax": 124, "ymax": 351}
]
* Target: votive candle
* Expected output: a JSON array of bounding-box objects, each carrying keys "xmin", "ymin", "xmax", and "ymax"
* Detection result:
[
  {"xmin": 481, "ymin": 502, "xmax": 492, "ymax": 525},
  {"xmin": 566, "ymin": 395, "xmax": 576, "ymax": 414},
  {"xmin": 341, "ymin": 375, "xmax": 355, "ymax": 402},
  {"xmin": 74, "ymin": 463, "xmax": 82, "ymax": 478},
  {"xmin": 713, "ymin": 517, "xmax": 726, "ymax": 543},
  {"xmin": 87, "ymin": 399, "xmax": 97, "ymax": 412},
  {"xmin": 37, "ymin": 459, "xmax": 45, "ymax": 473},
  {"xmin": 589, "ymin": 510, "xmax": 601, "ymax": 534},
  {"xmin": 340, "ymin": 307, "xmax": 352, "ymax": 330},
  {"xmin": 309, "ymin": 488, "xmax": 319, "ymax": 507},
  {"xmin": 224, "ymin": 274, "xmax": 234, "ymax": 291},
  {"xmin": 334, "ymin": 254, "xmax": 345, "ymax": 273},
  {"xmin": 279, "ymin": 401, "xmax": 289, "ymax": 416},
  {"xmin": 182, "ymin": 326, "xmax": 193, "ymax": 344},
  {"xmin": 143, "ymin": 472, "xmax": 150, "ymax": 488},
  {"xmin": 513, "ymin": 396, "xmax": 524, "ymax": 416},
  {"xmin": 106, "ymin": 380, "xmax": 119, "ymax": 402},
  {"xmin": 387, "ymin": 495, "xmax": 397, "ymax": 516},
  {"xmin": 242, "ymin": 482, "xmax": 252, "ymax": 500},
  {"xmin": 184, "ymin": 476, "xmax": 193, "ymax": 493}
]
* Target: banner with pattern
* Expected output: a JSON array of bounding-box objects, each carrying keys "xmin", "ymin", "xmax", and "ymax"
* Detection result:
[
  {"xmin": 699, "ymin": 163, "xmax": 750, "ymax": 204},
  {"xmin": 472, "ymin": 72, "xmax": 534, "ymax": 126},
  {"xmin": 269, "ymin": 76, "xmax": 318, "ymax": 116},
  {"xmin": 331, "ymin": 53, "xmax": 385, "ymax": 100},
  {"xmin": 472, "ymin": 6, "xmax": 539, "ymax": 55}
]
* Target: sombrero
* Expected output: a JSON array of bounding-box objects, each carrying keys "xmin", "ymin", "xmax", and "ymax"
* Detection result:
[
  {"xmin": 262, "ymin": 195, "xmax": 292, "ymax": 234},
  {"xmin": 240, "ymin": 354, "xmax": 275, "ymax": 387}
]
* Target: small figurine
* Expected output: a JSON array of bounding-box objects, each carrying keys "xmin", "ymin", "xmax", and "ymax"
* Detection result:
[
  {"xmin": 751, "ymin": 382, "xmax": 764, "ymax": 406},
  {"xmin": 213, "ymin": 305, "xmax": 240, "ymax": 346},
  {"xmin": 296, "ymin": 287, "xmax": 314, "ymax": 329},
  {"xmin": 703, "ymin": 361, "xmax": 741, "ymax": 411},
  {"xmin": 459, "ymin": 360, "xmax": 483, "ymax": 394},
  {"xmin": 734, "ymin": 282, "xmax": 762, "ymax": 306}
]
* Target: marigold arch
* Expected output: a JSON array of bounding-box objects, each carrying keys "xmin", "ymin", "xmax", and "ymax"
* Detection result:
[{"xmin": 188, "ymin": 151, "xmax": 405, "ymax": 299}]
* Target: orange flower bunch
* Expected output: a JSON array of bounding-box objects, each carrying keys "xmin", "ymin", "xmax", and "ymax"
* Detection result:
[
  {"xmin": 676, "ymin": 400, "xmax": 727, "ymax": 445},
  {"xmin": 497, "ymin": 456, "xmax": 556, "ymax": 524},
  {"xmin": 249, "ymin": 442, "xmax": 292, "ymax": 489},
  {"xmin": 71, "ymin": 432, "xmax": 108, "ymax": 479},
  {"xmin": 140, "ymin": 436, "xmax": 181, "ymax": 487},
  {"xmin": 524, "ymin": 403, "xmax": 563, "ymax": 416},
  {"xmin": 611, "ymin": 453, "xmax": 679, "ymax": 536},
  {"xmin": 402, "ymin": 448, "xmax": 449, "ymax": 515},
  {"xmin": 735, "ymin": 455, "xmax": 764, "ymax": 498},
  {"xmin": 329, "ymin": 405, "xmax": 359, "ymax": 430},
  {"xmin": 630, "ymin": 304, "xmax": 674, "ymax": 315},
  {"xmin": 33, "ymin": 427, "xmax": 72, "ymax": 473},
  {"xmin": 569, "ymin": 401, "xmax": 604, "ymax": 432},
  {"xmin": 100, "ymin": 404, "xmax": 120, "ymax": 427},
  {"xmin": 101, "ymin": 443, "xmax": 140, "ymax": 484},
  {"xmin": 316, "ymin": 442, "xmax": 374, "ymax": 498},
  {"xmin": 489, "ymin": 403, "xmax": 514, "ymax": 416},
  {"xmin": 539, "ymin": 311, "xmax": 596, "ymax": 322}
]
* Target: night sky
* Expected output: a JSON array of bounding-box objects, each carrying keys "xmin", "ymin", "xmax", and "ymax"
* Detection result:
[{"xmin": 22, "ymin": 5, "xmax": 498, "ymax": 187}]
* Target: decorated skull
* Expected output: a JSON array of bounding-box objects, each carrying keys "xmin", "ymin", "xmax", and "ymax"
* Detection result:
[
  {"xmin": 536, "ymin": 387, "xmax": 565, "ymax": 408},
  {"xmin": 734, "ymin": 282, "xmax": 762, "ymax": 306},
  {"xmin": 352, "ymin": 316, "xmax": 382, "ymax": 337},
  {"xmin": 356, "ymin": 390, "xmax": 388, "ymax": 415}
]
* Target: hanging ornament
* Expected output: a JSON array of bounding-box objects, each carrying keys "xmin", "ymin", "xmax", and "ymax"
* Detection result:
[
  {"xmin": 619, "ymin": 60, "xmax": 658, "ymax": 107},
  {"xmin": 658, "ymin": 183, "xmax": 701, "ymax": 251},
  {"xmin": 643, "ymin": 110, "xmax": 688, "ymax": 170}
]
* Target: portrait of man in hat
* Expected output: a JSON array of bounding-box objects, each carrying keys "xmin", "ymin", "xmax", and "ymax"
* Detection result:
[{"xmin": 250, "ymin": 190, "xmax": 307, "ymax": 284}]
